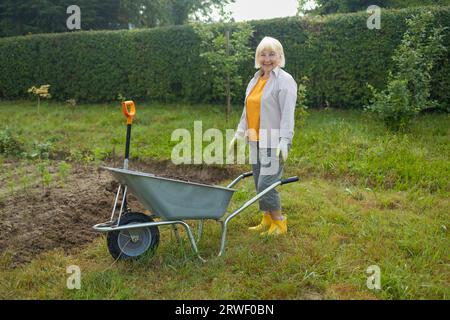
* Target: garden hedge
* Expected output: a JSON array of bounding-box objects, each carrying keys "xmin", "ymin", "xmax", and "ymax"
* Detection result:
[{"xmin": 0, "ymin": 5, "xmax": 449, "ymax": 109}]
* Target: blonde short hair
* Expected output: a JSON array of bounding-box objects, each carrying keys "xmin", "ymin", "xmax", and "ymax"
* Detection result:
[{"xmin": 254, "ymin": 36, "xmax": 286, "ymax": 69}]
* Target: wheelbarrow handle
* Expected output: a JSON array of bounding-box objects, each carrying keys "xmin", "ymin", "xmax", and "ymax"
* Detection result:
[
  {"xmin": 226, "ymin": 171, "xmax": 254, "ymax": 188},
  {"xmin": 242, "ymin": 171, "xmax": 253, "ymax": 178},
  {"xmin": 281, "ymin": 176, "xmax": 299, "ymax": 185}
]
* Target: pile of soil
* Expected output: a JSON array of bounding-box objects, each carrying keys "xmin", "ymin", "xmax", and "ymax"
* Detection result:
[{"xmin": 0, "ymin": 160, "xmax": 241, "ymax": 266}]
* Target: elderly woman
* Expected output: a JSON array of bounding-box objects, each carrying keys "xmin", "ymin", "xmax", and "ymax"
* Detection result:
[{"xmin": 229, "ymin": 36, "xmax": 297, "ymax": 236}]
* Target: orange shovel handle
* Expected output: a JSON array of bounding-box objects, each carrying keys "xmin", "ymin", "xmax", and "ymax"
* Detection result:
[{"xmin": 122, "ymin": 100, "xmax": 136, "ymax": 125}]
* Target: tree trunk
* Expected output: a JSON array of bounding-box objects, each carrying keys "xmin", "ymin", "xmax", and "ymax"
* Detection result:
[{"xmin": 225, "ymin": 30, "xmax": 231, "ymax": 123}]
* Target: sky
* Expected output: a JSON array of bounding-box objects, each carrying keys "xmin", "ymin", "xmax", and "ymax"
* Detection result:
[{"xmin": 224, "ymin": 0, "xmax": 299, "ymax": 22}]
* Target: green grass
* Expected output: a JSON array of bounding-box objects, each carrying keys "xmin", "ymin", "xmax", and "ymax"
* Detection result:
[
  {"xmin": 1, "ymin": 100, "xmax": 448, "ymax": 193},
  {"xmin": 0, "ymin": 100, "xmax": 448, "ymax": 299},
  {"xmin": 0, "ymin": 177, "xmax": 447, "ymax": 299}
]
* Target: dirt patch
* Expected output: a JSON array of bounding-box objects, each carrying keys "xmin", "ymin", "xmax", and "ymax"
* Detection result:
[
  {"xmin": 0, "ymin": 164, "xmax": 116, "ymax": 266},
  {"xmin": 326, "ymin": 283, "xmax": 378, "ymax": 300},
  {"xmin": 105, "ymin": 158, "xmax": 242, "ymax": 185},
  {"xmin": 0, "ymin": 160, "xmax": 241, "ymax": 266}
]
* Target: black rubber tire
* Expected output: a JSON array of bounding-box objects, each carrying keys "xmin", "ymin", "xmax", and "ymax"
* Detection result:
[{"xmin": 107, "ymin": 212, "xmax": 160, "ymax": 260}]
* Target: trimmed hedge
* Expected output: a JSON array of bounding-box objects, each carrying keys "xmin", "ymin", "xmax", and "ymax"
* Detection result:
[{"xmin": 0, "ymin": 5, "xmax": 449, "ymax": 109}]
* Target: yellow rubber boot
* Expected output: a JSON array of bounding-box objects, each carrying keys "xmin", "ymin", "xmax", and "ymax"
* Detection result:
[
  {"xmin": 261, "ymin": 216, "xmax": 287, "ymax": 236},
  {"xmin": 248, "ymin": 214, "xmax": 272, "ymax": 232}
]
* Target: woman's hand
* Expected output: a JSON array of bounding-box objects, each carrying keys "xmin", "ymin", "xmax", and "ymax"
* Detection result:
[{"xmin": 276, "ymin": 138, "xmax": 290, "ymax": 161}]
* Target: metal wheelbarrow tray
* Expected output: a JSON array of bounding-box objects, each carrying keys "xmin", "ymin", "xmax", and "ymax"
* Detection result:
[
  {"xmin": 93, "ymin": 166, "xmax": 298, "ymax": 262},
  {"xmin": 104, "ymin": 167, "xmax": 235, "ymax": 220}
]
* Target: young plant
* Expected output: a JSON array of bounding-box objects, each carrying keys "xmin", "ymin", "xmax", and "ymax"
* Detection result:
[
  {"xmin": 30, "ymin": 141, "xmax": 54, "ymax": 160},
  {"xmin": 57, "ymin": 161, "xmax": 72, "ymax": 187},
  {"xmin": 43, "ymin": 170, "xmax": 52, "ymax": 190},
  {"xmin": 27, "ymin": 84, "xmax": 51, "ymax": 114},
  {"xmin": 110, "ymin": 137, "xmax": 120, "ymax": 165},
  {"xmin": 6, "ymin": 168, "xmax": 15, "ymax": 196},
  {"xmin": 194, "ymin": 22, "xmax": 254, "ymax": 122},
  {"xmin": 67, "ymin": 149, "xmax": 84, "ymax": 163},
  {"xmin": 17, "ymin": 165, "xmax": 31, "ymax": 194},
  {"xmin": 37, "ymin": 161, "xmax": 52, "ymax": 192},
  {"xmin": 66, "ymin": 98, "xmax": 77, "ymax": 113},
  {"xmin": 83, "ymin": 151, "xmax": 94, "ymax": 166},
  {"xmin": 93, "ymin": 147, "xmax": 104, "ymax": 166}
]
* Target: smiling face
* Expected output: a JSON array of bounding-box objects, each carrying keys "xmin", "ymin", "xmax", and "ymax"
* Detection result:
[
  {"xmin": 258, "ymin": 50, "xmax": 281, "ymax": 75},
  {"xmin": 254, "ymin": 37, "xmax": 285, "ymax": 75}
]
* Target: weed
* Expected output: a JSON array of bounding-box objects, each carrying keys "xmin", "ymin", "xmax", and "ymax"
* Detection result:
[
  {"xmin": 17, "ymin": 165, "xmax": 32, "ymax": 194},
  {"xmin": 0, "ymin": 128, "xmax": 24, "ymax": 157},
  {"xmin": 57, "ymin": 161, "xmax": 72, "ymax": 187},
  {"xmin": 6, "ymin": 168, "xmax": 15, "ymax": 196},
  {"xmin": 30, "ymin": 141, "xmax": 53, "ymax": 160},
  {"xmin": 37, "ymin": 161, "xmax": 52, "ymax": 191}
]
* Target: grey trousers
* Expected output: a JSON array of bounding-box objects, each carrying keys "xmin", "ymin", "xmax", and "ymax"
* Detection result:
[{"xmin": 249, "ymin": 141, "xmax": 285, "ymax": 212}]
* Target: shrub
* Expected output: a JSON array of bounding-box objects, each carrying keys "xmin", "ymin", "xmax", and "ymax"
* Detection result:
[
  {"xmin": 367, "ymin": 80, "xmax": 412, "ymax": 130},
  {"xmin": 366, "ymin": 11, "xmax": 447, "ymax": 130},
  {"xmin": 0, "ymin": 6, "xmax": 449, "ymax": 110},
  {"xmin": 0, "ymin": 128, "xmax": 24, "ymax": 157}
]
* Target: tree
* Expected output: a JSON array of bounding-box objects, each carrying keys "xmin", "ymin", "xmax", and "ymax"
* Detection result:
[
  {"xmin": 119, "ymin": 0, "xmax": 167, "ymax": 28},
  {"xmin": 117, "ymin": 0, "xmax": 235, "ymax": 28},
  {"xmin": 194, "ymin": 21, "xmax": 254, "ymax": 121},
  {"xmin": 28, "ymin": 84, "xmax": 51, "ymax": 114},
  {"xmin": 0, "ymin": 0, "xmax": 124, "ymax": 37},
  {"xmin": 0, "ymin": 0, "xmax": 235, "ymax": 37},
  {"xmin": 163, "ymin": 0, "xmax": 235, "ymax": 25},
  {"xmin": 299, "ymin": 0, "xmax": 450, "ymax": 15}
]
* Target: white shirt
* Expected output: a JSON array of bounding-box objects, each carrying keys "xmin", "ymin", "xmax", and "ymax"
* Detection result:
[{"xmin": 236, "ymin": 66, "xmax": 297, "ymax": 148}]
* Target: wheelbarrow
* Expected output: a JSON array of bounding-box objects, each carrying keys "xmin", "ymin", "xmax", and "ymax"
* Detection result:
[{"xmin": 93, "ymin": 101, "xmax": 299, "ymax": 262}]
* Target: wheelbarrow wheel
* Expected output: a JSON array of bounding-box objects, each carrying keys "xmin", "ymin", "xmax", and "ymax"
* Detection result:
[{"xmin": 107, "ymin": 212, "xmax": 160, "ymax": 260}]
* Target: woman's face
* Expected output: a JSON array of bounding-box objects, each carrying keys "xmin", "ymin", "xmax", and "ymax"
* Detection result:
[{"xmin": 259, "ymin": 49, "xmax": 280, "ymax": 75}]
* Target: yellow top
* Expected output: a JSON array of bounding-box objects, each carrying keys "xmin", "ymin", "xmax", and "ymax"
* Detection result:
[{"xmin": 246, "ymin": 77, "xmax": 268, "ymax": 141}]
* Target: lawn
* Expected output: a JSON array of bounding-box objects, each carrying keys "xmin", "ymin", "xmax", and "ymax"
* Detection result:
[{"xmin": 0, "ymin": 100, "xmax": 448, "ymax": 299}]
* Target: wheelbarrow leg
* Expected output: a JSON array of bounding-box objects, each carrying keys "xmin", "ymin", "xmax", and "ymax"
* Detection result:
[
  {"xmin": 197, "ymin": 219, "xmax": 204, "ymax": 243},
  {"xmin": 172, "ymin": 223, "xmax": 205, "ymax": 262},
  {"xmin": 218, "ymin": 220, "xmax": 227, "ymax": 257},
  {"xmin": 171, "ymin": 225, "xmax": 182, "ymax": 245},
  {"xmin": 217, "ymin": 176, "xmax": 299, "ymax": 257},
  {"xmin": 218, "ymin": 183, "xmax": 280, "ymax": 257},
  {"xmin": 110, "ymin": 184, "xmax": 122, "ymax": 222},
  {"xmin": 177, "ymin": 221, "xmax": 206, "ymax": 263}
]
